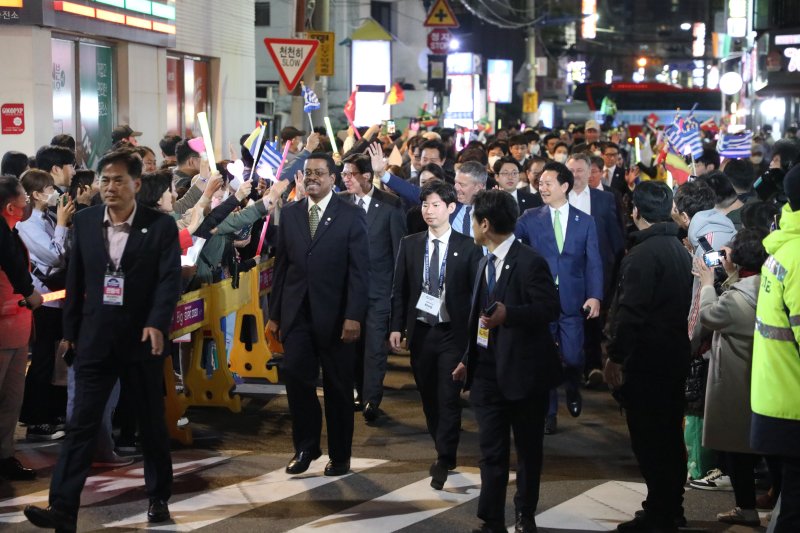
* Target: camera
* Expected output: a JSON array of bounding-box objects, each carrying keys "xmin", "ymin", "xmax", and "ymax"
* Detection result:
[{"xmin": 703, "ymin": 249, "xmax": 726, "ymax": 268}]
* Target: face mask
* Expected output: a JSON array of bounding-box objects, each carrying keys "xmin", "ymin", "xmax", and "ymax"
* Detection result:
[
  {"xmin": 554, "ymin": 153, "xmax": 568, "ymax": 163},
  {"xmin": 529, "ymin": 144, "xmax": 541, "ymax": 156},
  {"xmin": 750, "ymin": 155, "xmax": 763, "ymax": 165},
  {"xmin": 488, "ymin": 155, "xmax": 501, "ymax": 168},
  {"xmin": 46, "ymin": 191, "xmax": 60, "ymax": 207}
]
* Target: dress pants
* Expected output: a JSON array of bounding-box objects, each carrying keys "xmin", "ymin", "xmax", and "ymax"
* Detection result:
[
  {"xmin": 282, "ymin": 307, "xmax": 355, "ymax": 462},
  {"xmin": 775, "ymin": 456, "xmax": 800, "ymax": 532},
  {"xmin": 548, "ymin": 313, "xmax": 584, "ymax": 416},
  {"xmin": 20, "ymin": 306, "xmax": 66, "ymax": 425},
  {"xmin": 408, "ymin": 322, "xmax": 462, "ymax": 467},
  {"xmin": 66, "ymin": 366, "xmax": 120, "ymax": 461},
  {"xmin": 355, "ymin": 296, "xmax": 391, "ymax": 406},
  {"xmin": 0, "ymin": 347, "xmax": 27, "ymax": 458},
  {"xmin": 471, "ymin": 364, "xmax": 549, "ymax": 526},
  {"xmin": 49, "ymin": 355, "xmax": 172, "ymax": 516}
]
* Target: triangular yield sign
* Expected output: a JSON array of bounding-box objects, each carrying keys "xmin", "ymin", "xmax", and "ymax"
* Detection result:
[
  {"xmin": 264, "ymin": 38, "xmax": 320, "ymax": 92},
  {"xmin": 424, "ymin": 0, "xmax": 459, "ymax": 28}
]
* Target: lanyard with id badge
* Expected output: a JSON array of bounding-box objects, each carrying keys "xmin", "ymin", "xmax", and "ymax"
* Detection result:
[
  {"xmin": 477, "ymin": 257, "xmax": 498, "ymax": 348},
  {"xmin": 416, "ymin": 239, "xmax": 448, "ymax": 317},
  {"xmin": 103, "ymin": 227, "xmax": 125, "ymax": 306}
]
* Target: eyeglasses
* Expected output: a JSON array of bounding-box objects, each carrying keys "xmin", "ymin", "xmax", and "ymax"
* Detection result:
[
  {"xmin": 498, "ymin": 170, "xmax": 520, "ymax": 177},
  {"xmin": 303, "ymin": 169, "xmax": 329, "ymax": 178},
  {"xmin": 341, "ymin": 171, "xmax": 361, "ymax": 178}
]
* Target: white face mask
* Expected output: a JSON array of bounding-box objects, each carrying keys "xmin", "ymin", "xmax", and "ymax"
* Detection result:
[
  {"xmin": 750, "ymin": 155, "xmax": 763, "ymax": 165},
  {"xmin": 554, "ymin": 153, "xmax": 568, "ymax": 163},
  {"xmin": 488, "ymin": 155, "xmax": 501, "ymax": 169},
  {"xmin": 46, "ymin": 191, "xmax": 60, "ymax": 207},
  {"xmin": 529, "ymin": 144, "xmax": 541, "ymax": 156}
]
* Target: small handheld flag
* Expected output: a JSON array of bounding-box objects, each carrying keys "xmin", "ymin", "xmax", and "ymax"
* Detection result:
[
  {"xmin": 718, "ymin": 131, "xmax": 753, "ymax": 159},
  {"xmin": 301, "ymin": 83, "xmax": 321, "ymax": 113}
]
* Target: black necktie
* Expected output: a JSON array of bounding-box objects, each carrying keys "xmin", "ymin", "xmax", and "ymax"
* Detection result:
[
  {"xmin": 486, "ymin": 253, "xmax": 497, "ymax": 298},
  {"xmin": 426, "ymin": 239, "xmax": 440, "ymax": 325},
  {"xmin": 462, "ymin": 206, "xmax": 471, "ymax": 235}
]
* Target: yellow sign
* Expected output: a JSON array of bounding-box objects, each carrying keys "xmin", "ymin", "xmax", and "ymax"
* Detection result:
[
  {"xmin": 424, "ymin": 0, "xmax": 459, "ymax": 28},
  {"xmin": 307, "ymin": 31, "xmax": 335, "ymax": 77},
  {"xmin": 523, "ymin": 91, "xmax": 538, "ymax": 113}
]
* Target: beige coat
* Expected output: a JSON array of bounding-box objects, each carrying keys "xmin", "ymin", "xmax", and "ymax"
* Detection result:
[{"xmin": 699, "ymin": 274, "xmax": 760, "ymax": 454}]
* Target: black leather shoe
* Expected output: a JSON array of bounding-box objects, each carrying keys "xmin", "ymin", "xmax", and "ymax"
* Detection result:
[
  {"xmin": 471, "ymin": 522, "xmax": 506, "ymax": 533},
  {"xmin": 566, "ymin": 387, "xmax": 582, "ymax": 417},
  {"xmin": 285, "ymin": 450, "xmax": 322, "ymax": 475},
  {"xmin": 632, "ymin": 510, "xmax": 688, "ymax": 528},
  {"xmin": 515, "ymin": 511, "xmax": 538, "ymax": 532},
  {"xmin": 363, "ymin": 402, "xmax": 379, "ymax": 422},
  {"xmin": 0, "ymin": 457, "xmax": 36, "ymax": 480},
  {"xmin": 429, "ymin": 461, "xmax": 448, "ymax": 490},
  {"xmin": 147, "ymin": 499, "xmax": 170, "ymax": 523},
  {"xmin": 323, "ymin": 459, "xmax": 350, "ymax": 476},
  {"xmin": 544, "ymin": 415, "xmax": 557, "ymax": 435},
  {"xmin": 23, "ymin": 505, "xmax": 77, "ymax": 532},
  {"xmin": 353, "ymin": 397, "xmax": 364, "ymax": 412}
]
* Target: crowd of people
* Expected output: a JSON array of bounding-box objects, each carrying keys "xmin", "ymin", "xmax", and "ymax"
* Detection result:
[{"xmin": 0, "ymin": 115, "xmax": 798, "ymax": 533}]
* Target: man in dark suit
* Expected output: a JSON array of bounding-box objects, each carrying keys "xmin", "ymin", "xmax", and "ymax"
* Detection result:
[
  {"xmin": 340, "ymin": 153, "xmax": 406, "ymax": 422},
  {"xmin": 24, "ymin": 149, "xmax": 182, "ymax": 532},
  {"xmin": 453, "ymin": 189, "xmax": 561, "ymax": 533},
  {"xmin": 515, "ymin": 162, "xmax": 603, "ymax": 434},
  {"xmin": 390, "ymin": 179, "xmax": 482, "ymax": 490},
  {"xmin": 267, "ymin": 153, "xmax": 370, "ymax": 477},
  {"xmin": 492, "ymin": 156, "xmax": 543, "ymax": 214}
]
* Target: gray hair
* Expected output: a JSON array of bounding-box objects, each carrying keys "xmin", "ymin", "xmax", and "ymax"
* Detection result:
[
  {"xmin": 567, "ymin": 152, "xmax": 592, "ymax": 168},
  {"xmin": 457, "ymin": 160, "xmax": 488, "ymax": 186}
]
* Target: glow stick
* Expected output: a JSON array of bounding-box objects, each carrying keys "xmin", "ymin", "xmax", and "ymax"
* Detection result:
[
  {"xmin": 255, "ymin": 215, "xmax": 271, "ymax": 257},
  {"xmin": 42, "ymin": 290, "xmax": 66, "ymax": 302},
  {"xmin": 324, "ymin": 117, "xmax": 339, "ymax": 154},
  {"xmin": 274, "ymin": 141, "xmax": 292, "ymax": 181},
  {"xmin": 197, "ymin": 112, "xmax": 217, "ymax": 173},
  {"xmin": 634, "ymin": 137, "xmax": 641, "ymax": 164}
]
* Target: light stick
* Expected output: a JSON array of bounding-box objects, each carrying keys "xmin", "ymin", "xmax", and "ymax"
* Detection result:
[
  {"xmin": 324, "ymin": 116, "xmax": 339, "ymax": 155},
  {"xmin": 197, "ymin": 112, "xmax": 217, "ymax": 173}
]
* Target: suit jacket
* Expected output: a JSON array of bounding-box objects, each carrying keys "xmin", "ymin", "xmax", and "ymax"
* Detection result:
[
  {"xmin": 339, "ymin": 188, "xmax": 407, "ymax": 300},
  {"xmin": 270, "ymin": 193, "xmax": 370, "ymax": 342},
  {"xmin": 516, "ymin": 188, "xmax": 543, "ymax": 214},
  {"xmin": 462, "ymin": 240, "xmax": 562, "ymax": 399},
  {"xmin": 385, "ymin": 172, "xmax": 462, "ymax": 222},
  {"xmin": 588, "ymin": 188, "xmax": 625, "ymax": 286},
  {"xmin": 390, "ymin": 229, "xmax": 482, "ymax": 350},
  {"xmin": 515, "ymin": 205, "xmax": 604, "ymax": 315},
  {"xmin": 63, "ymin": 203, "xmax": 182, "ymax": 362}
]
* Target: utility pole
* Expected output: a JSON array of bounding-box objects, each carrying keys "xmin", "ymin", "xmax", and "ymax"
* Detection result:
[
  {"xmin": 311, "ymin": 0, "xmax": 330, "ymax": 124},
  {"xmin": 525, "ymin": 0, "xmax": 537, "ymax": 126},
  {"xmin": 290, "ymin": 0, "xmax": 307, "ymax": 129}
]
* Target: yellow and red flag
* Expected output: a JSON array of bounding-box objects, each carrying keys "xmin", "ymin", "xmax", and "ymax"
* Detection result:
[{"xmin": 384, "ymin": 83, "xmax": 405, "ymax": 105}]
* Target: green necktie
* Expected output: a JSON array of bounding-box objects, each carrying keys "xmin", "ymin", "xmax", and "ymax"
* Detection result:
[
  {"xmin": 309, "ymin": 204, "xmax": 320, "ymax": 238},
  {"xmin": 554, "ymin": 209, "xmax": 564, "ymax": 253}
]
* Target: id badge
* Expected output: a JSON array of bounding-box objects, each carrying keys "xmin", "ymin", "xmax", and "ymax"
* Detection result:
[
  {"xmin": 415, "ymin": 292, "xmax": 442, "ymax": 315},
  {"xmin": 103, "ymin": 273, "xmax": 125, "ymax": 306},
  {"xmin": 477, "ymin": 325, "xmax": 490, "ymax": 348}
]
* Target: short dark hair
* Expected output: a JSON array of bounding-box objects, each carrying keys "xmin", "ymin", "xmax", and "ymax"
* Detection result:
[
  {"xmin": 137, "ymin": 170, "xmax": 173, "ymax": 208},
  {"xmin": 486, "ymin": 140, "xmax": 509, "ymax": 155},
  {"xmin": 342, "ymin": 153, "xmax": 373, "ymax": 176},
  {"xmin": 472, "ymin": 189, "xmax": 518, "ymax": 235},
  {"xmin": 674, "ymin": 180, "xmax": 715, "ymax": 219},
  {"xmin": 457, "ymin": 147, "xmax": 488, "ymax": 166},
  {"xmin": 419, "ymin": 140, "xmax": 446, "ymax": 161},
  {"xmin": 602, "ymin": 142, "xmax": 620, "ymax": 154},
  {"xmin": 305, "ymin": 152, "xmax": 336, "ymax": 175},
  {"xmin": 20, "ymin": 169, "xmax": 54, "ymax": 195},
  {"xmin": 729, "ymin": 227, "xmax": 769, "ymax": 271},
  {"xmin": 740, "ymin": 201, "xmax": 780, "ymax": 232},
  {"xmin": 419, "ymin": 178, "xmax": 457, "ymax": 205},
  {"xmin": 159, "ymin": 134, "xmax": 182, "ymax": 157},
  {"xmin": 35, "ymin": 145, "xmax": 75, "ymax": 173},
  {"xmin": 723, "ymin": 158, "xmax": 755, "ymax": 191},
  {"xmin": 492, "ymin": 156, "xmax": 522, "ymax": 175},
  {"xmin": 135, "ymin": 145, "xmax": 156, "ymax": 159},
  {"xmin": 699, "ymin": 171, "xmax": 738, "ymax": 208},
  {"xmin": 1, "ymin": 151, "xmax": 29, "ymax": 178},
  {"xmin": 508, "ymin": 134, "xmax": 527, "ymax": 148},
  {"xmin": 543, "ymin": 133, "xmax": 559, "ymax": 145},
  {"xmin": 419, "ymin": 163, "xmax": 448, "ymax": 182},
  {"xmin": 697, "ymin": 148, "xmax": 720, "ymax": 170},
  {"xmin": 632, "ymin": 181, "xmax": 674, "ymax": 223},
  {"xmin": 541, "ymin": 161, "xmax": 574, "ymax": 193},
  {"xmin": 589, "ymin": 155, "xmax": 604, "ymax": 171},
  {"xmin": 175, "ymin": 140, "xmax": 200, "ymax": 166},
  {"xmin": 97, "ymin": 149, "xmax": 143, "ymax": 180},
  {"xmin": 0, "ymin": 175, "xmax": 23, "ymax": 210},
  {"xmin": 50, "ymin": 134, "xmax": 76, "ymax": 151},
  {"xmin": 553, "ymin": 141, "xmax": 569, "ymax": 154}
]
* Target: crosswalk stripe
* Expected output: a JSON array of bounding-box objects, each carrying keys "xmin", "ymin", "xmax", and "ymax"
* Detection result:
[
  {"xmin": 287, "ymin": 468, "xmax": 496, "ymax": 533},
  {"xmin": 103, "ymin": 456, "xmax": 388, "ymax": 530},
  {"xmin": 533, "ymin": 480, "xmax": 647, "ymax": 531},
  {"xmin": 0, "ymin": 450, "xmax": 244, "ymax": 524}
]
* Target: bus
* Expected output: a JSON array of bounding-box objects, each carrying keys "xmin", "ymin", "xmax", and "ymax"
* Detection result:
[{"xmin": 572, "ymin": 82, "xmax": 722, "ymax": 135}]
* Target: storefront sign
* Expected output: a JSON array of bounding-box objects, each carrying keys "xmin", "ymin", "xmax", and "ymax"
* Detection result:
[
  {"xmin": 487, "ymin": 59, "xmax": 512, "ymax": 104},
  {"xmin": 1, "ymin": 103, "xmax": 24, "ymax": 134},
  {"xmin": 79, "ymin": 43, "xmax": 114, "ymax": 168},
  {"xmin": 307, "ymin": 31, "xmax": 334, "ymax": 77}
]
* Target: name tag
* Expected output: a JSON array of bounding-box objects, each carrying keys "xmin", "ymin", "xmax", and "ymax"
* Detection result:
[
  {"xmin": 477, "ymin": 324, "xmax": 490, "ymax": 348},
  {"xmin": 416, "ymin": 292, "xmax": 442, "ymax": 315},
  {"xmin": 103, "ymin": 273, "xmax": 125, "ymax": 306}
]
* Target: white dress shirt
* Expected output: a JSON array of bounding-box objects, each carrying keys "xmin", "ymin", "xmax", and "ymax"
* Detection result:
[
  {"xmin": 308, "ymin": 189, "xmax": 333, "ymax": 219},
  {"xmin": 354, "ymin": 186, "xmax": 375, "ymax": 215},
  {"xmin": 452, "ymin": 204, "xmax": 474, "ymax": 237},
  {"xmin": 103, "ymin": 204, "xmax": 137, "ymax": 271},
  {"xmin": 548, "ymin": 201, "xmax": 570, "ymax": 243},
  {"xmin": 423, "ymin": 227, "xmax": 451, "ymax": 322},
  {"xmin": 568, "ymin": 186, "xmax": 592, "ymax": 215},
  {"xmin": 485, "ymin": 234, "xmax": 515, "ymax": 284},
  {"xmin": 603, "ymin": 165, "xmax": 616, "ymax": 187}
]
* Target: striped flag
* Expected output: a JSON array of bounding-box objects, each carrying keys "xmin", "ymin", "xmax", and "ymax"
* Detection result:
[
  {"xmin": 242, "ymin": 125, "xmax": 263, "ymax": 158},
  {"xmin": 718, "ymin": 131, "xmax": 753, "ymax": 159},
  {"xmin": 302, "ymin": 84, "xmax": 321, "ymax": 113},
  {"xmin": 257, "ymin": 140, "xmax": 282, "ymax": 173},
  {"xmin": 681, "ymin": 115, "xmax": 704, "ymax": 159},
  {"xmin": 664, "ymin": 123, "xmax": 684, "ymax": 154}
]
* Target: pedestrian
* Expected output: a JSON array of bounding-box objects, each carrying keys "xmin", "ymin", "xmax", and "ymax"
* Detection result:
[
  {"xmin": 389, "ymin": 179, "xmax": 482, "ymax": 490},
  {"xmin": 604, "ymin": 180, "xmax": 693, "ymax": 532},
  {"xmin": 0, "ymin": 175, "xmax": 42, "ymax": 481},
  {"xmin": 452, "ymin": 189, "xmax": 561, "ymax": 533},
  {"xmin": 24, "ymin": 148, "xmax": 182, "ymax": 531},
  {"xmin": 266, "ymin": 152, "xmax": 370, "ymax": 477},
  {"xmin": 750, "ymin": 163, "xmax": 800, "ymax": 532}
]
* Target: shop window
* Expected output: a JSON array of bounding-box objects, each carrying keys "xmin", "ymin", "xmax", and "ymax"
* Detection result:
[
  {"xmin": 51, "ymin": 38, "xmax": 115, "ymax": 169},
  {"xmin": 255, "ymin": 2, "xmax": 270, "ymax": 26},
  {"xmin": 166, "ymin": 55, "xmax": 210, "ymax": 138}
]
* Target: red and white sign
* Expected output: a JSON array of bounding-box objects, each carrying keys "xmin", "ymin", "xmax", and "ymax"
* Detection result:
[
  {"xmin": 1, "ymin": 103, "xmax": 24, "ymax": 135},
  {"xmin": 264, "ymin": 38, "xmax": 319, "ymax": 92},
  {"xmin": 427, "ymin": 29, "xmax": 452, "ymax": 54}
]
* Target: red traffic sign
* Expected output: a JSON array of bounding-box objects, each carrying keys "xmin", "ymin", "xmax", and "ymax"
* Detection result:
[
  {"xmin": 424, "ymin": 0, "xmax": 459, "ymax": 28},
  {"xmin": 427, "ymin": 29, "xmax": 452, "ymax": 54},
  {"xmin": 264, "ymin": 38, "xmax": 319, "ymax": 92}
]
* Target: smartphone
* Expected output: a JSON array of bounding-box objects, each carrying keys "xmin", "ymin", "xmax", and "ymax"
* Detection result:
[
  {"xmin": 387, "ymin": 120, "xmax": 396, "ymax": 135},
  {"xmin": 380, "ymin": 120, "xmax": 388, "ymax": 136},
  {"xmin": 703, "ymin": 249, "xmax": 726, "ymax": 268},
  {"xmin": 483, "ymin": 301, "xmax": 498, "ymax": 316}
]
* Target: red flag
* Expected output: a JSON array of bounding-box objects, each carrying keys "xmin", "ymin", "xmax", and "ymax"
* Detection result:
[
  {"xmin": 385, "ymin": 83, "xmax": 405, "ymax": 105},
  {"xmin": 344, "ymin": 90, "xmax": 357, "ymax": 124}
]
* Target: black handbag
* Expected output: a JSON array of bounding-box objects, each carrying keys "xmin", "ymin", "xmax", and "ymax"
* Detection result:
[{"xmin": 685, "ymin": 356, "xmax": 709, "ymax": 402}]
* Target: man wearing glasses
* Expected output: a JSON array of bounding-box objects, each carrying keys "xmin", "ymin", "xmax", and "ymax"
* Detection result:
[
  {"xmin": 267, "ymin": 153, "xmax": 370, "ymax": 477},
  {"xmin": 492, "ymin": 156, "xmax": 542, "ymax": 214}
]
